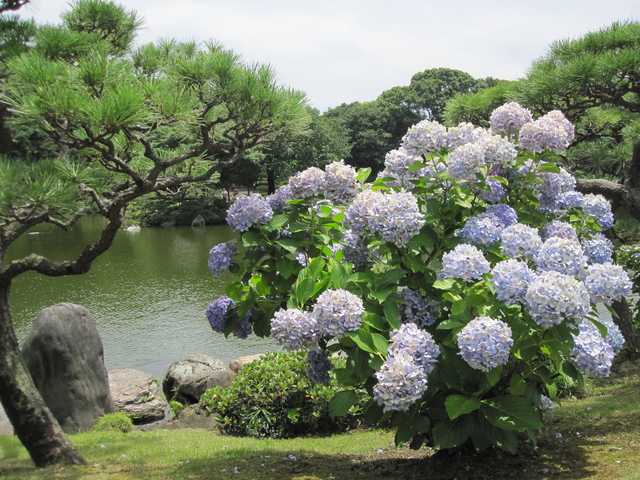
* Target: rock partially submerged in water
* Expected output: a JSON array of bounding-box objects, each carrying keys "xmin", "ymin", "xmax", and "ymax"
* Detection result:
[
  {"xmin": 109, "ymin": 368, "xmax": 166, "ymax": 424},
  {"xmin": 229, "ymin": 354, "xmax": 264, "ymax": 373},
  {"xmin": 163, "ymin": 354, "xmax": 235, "ymax": 404}
]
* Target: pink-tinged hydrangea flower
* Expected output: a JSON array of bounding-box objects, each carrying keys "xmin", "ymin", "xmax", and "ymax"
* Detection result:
[
  {"xmin": 581, "ymin": 233, "xmax": 614, "ymax": 264},
  {"xmin": 524, "ymin": 270, "xmax": 590, "ymax": 328},
  {"xmin": 490, "ymin": 259, "xmax": 532, "ymax": 305},
  {"xmin": 457, "ymin": 317, "xmax": 513, "ymax": 372},
  {"xmin": 324, "ymin": 160, "xmax": 359, "ymax": 206},
  {"xmin": 306, "ymin": 349, "xmax": 334, "ymax": 385},
  {"xmin": 541, "ymin": 220, "xmax": 579, "ymax": 241},
  {"xmin": 401, "ymin": 119, "xmax": 448, "ymax": 156},
  {"xmin": 490, "ymin": 102, "xmax": 533, "ymax": 136},
  {"xmin": 518, "ymin": 110, "xmax": 574, "ymax": 154},
  {"xmin": 534, "ymin": 237, "xmax": 588, "ymax": 276},
  {"xmin": 387, "ymin": 323, "xmax": 440, "ymax": 373},
  {"xmin": 267, "ymin": 184, "xmax": 294, "ymax": 211},
  {"xmin": 208, "ymin": 243, "xmax": 239, "ymax": 276},
  {"xmin": 344, "ymin": 189, "xmax": 425, "ymax": 247},
  {"xmin": 581, "ymin": 263, "xmax": 633, "ymax": 305},
  {"xmin": 288, "ymin": 166, "xmax": 325, "ymax": 198},
  {"xmin": 571, "ymin": 319, "xmax": 614, "ymax": 378},
  {"xmin": 226, "ymin": 194, "xmax": 273, "ymax": 232},
  {"xmin": 373, "ymin": 353, "xmax": 429, "ymax": 412},
  {"xmin": 313, "ymin": 289, "xmax": 364, "ymax": 338},
  {"xmin": 398, "ymin": 288, "xmax": 440, "ymax": 328},
  {"xmin": 440, "ymin": 244, "xmax": 491, "ymax": 282},
  {"xmin": 270, "ymin": 308, "xmax": 318, "ymax": 351},
  {"xmin": 500, "ymin": 223, "xmax": 543, "ymax": 259}
]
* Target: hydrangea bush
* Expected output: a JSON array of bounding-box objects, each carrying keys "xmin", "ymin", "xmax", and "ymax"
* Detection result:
[{"xmin": 204, "ymin": 104, "xmax": 632, "ymax": 453}]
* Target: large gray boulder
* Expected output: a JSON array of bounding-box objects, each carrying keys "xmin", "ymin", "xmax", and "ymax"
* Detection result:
[
  {"xmin": 21, "ymin": 303, "xmax": 115, "ymax": 434},
  {"xmin": 163, "ymin": 354, "xmax": 235, "ymax": 404},
  {"xmin": 191, "ymin": 214, "xmax": 205, "ymax": 226},
  {"xmin": 108, "ymin": 369, "xmax": 166, "ymax": 424}
]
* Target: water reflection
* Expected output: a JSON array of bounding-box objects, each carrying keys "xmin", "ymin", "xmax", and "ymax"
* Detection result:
[{"xmin": 7, "ymin": 216, "xmax": 278, "ymax": 378}]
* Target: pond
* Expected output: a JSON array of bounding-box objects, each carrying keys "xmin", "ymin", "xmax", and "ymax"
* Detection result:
[{"xmin": 7, "ymin": 216, "xmax": 278, "ymax": 379}]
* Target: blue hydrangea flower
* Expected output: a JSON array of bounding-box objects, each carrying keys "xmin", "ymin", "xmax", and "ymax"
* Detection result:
[
  {"xmin": 440, "ymin": 244, "xmax": 491, "ymax": 282},
  {"xmin": 270, "ymin": 308, "xmax": 318, "ymax": 351},
  {"xmin": 600, "ymin": 317, "xmax": 625, "ymax": 354},
  {"xmin": 534, "ymin": 237, "xmax": 588, "ymax": 276},
  {"xmin": 324, "ymin": 160, "xmax": 359, "ymax": 206},
  {"xmin": 306, "ymin": 349, "xmax": 334, "ymax": 385},
  {"xmin": 500, "ymin": 223, "xmax": 543, "ymax": 259},
  {"xmin": 232, "ymin": 313, "xmax": 253, "ymax": 339},
  {"xmin": 458, "ymin": 214, "xmax": 503, "ymax": 246},
  {"xmin": 571, "ymin": 319, "xmax": 615, "ymax": 378},
  {"xmin": 485, "ymin": 203, "xmax": 518, "ymax": 227},
  {"xmin": 581, "ymin": 194, "xmax": 614, "ymax": 229},
  {"xmin": 490, "ymin": 259, "xmax": 532, "ymax": 305},
  {"xmin": 398, "ymin": 288, "xmax": 439, "ymax": 328},
  {"xmin": 554, "ymin": 191, "xmax": 585, "ymax": 211},
  {"xmin": 582, "ymin": 233, "xmax": 614, "ymax": 264},
  {"xmin": 288, "ymin": 166, "xmax": 325, "ymax": 198},
  {"xmin": 226, "ymin": 194, "xmax": 273, "ymax": 232},
  {"xmin": 490, "ymin": 102, "xmax": 533, "ymax": 136},
  {"xmin": 267, "ymin": 184, "xmax": 294, "ymax": 211},
  {"xmin": 581, "ymin": 264, "xmax": 633, "ymax": 305},
  {"xmin": 477, "ymin": 177, "xmax": 505, "ymax": 203},
  {"xmin": 457, "ymin": 317, "xmax": 513, "ymax": 372},
  {"xmin": 541, "ymin": 220, "xmax": 579, "ymax": 242},
  {"xmin": 537, "ymin": 168, "xmax": 576, "ymax": 198},
  {"xmin": 208, "ymin": 243, "xmax": 239, "ymax": 276},
  {"xmin": 401, "ymin": 119, "xmax": 448, "ymax": 156},
  {"xmin": 206, "ymin": 296, "xmax": 236, "ymax": 333},
  {"xmin": 387, "ymin": 323, "xmax": 440, "ymax": 374},
  {"xmin": 518, "ymin": 110, "xmax": 574, "ymax": 154},
  {"xmin": 539, "ymin": 395, "xmax": 555, "ymax": 415},
  {"xmin": 313, "ymin": 289, "xmax": 364, "ymax": 338},
  {"xmin": 373, "ymin": 353, "xmax": 429, "ymax": 412},
  {"xmin": 524, "ymin": 271, "xmax": 591, "ymax": 328}
]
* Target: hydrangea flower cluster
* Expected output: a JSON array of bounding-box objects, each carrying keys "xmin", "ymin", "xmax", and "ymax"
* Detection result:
[
  {"xmin": 440, "ymin": 244, "xmax": 491, "ymax": 282},
  {"xmin": 442, "ymin": 122, "xmax": 483, "ymax": 150},
  {"xmin": 226, "ymin": 194, "xmax": 274, "ymax": 232},
  {"xmin": 458, "ymin": 214, "xmax": 504, "ymax": 246},
  {"xmin": 490, "ymin": 259, "xmax": 532, "ymax": 305},
  {"xmin": 581, "ymin": 194, "xmax": 614, "ymax": 229},
  {"xmin": 208, "ymin": 243, "xmax": 239, "ymax": 276},
  {"xmin": 477, "ymin": 177, "xmax": 505, "ymax": 203},
  {"xmin": 554, "ymin": 190, "xmax": 584, "ymax": 211},
  {"xmin": 534, "ymin": 237, "xmax": 588, "ymax": 276},
  {"xmin": 457, "ymin": 317, "xmax": 513, "ymax": 371},
  {"xmin": 373, "ymin": 324, "xmax": 439, "ymax": 412},
  {"xmin": 401, "ymin": 119, "xmax": 447, "ymax": 156},
  {"xmin": 600, "ymin": 317, "xmax": 625, "ymax": 353},
  {"xmin": 313, "ymin": 289, "xmax": 365, "ymax": 337},
  {"xmin": 541, "ymin": 220, "xmax": 579, "ymax": 241},
  {"xmin": 500, "ymin": 223, "xmax": 542, "ymax": 259},
  {"xmin": 270, "ymin": 308, "xmax": 318, "ymax": 351},
  {"xmin": 267, "ymin": 184, "xmax": 294, "ymax": 211},
  {"xmin": 344, "ymin": 189, "xmax": 425, "ymax": 247},
  {"xmin": 206, "ymin": 296, "xmax": 252, "ymax": 338},
  {"xmin": 341, "ymin": 229, "xmax": 371, "ymax": 269},
  {"xmin": 581, "ymin": 264, "xmax": 633, "ymax": 305},
  {"xmin": 538, "ymin": 395, "xmax": 555, "ymax": 415},
  {"xmin": 518, "ymin": 110, "xmax": 574, "ymax": 154},
  {"xmin": 582, "ymin": 233, "xmax": 614, "ymax": 264},
  {"xmin": 524, "ymin": 270, "xmax": 590, "ymax": 327},
  {"xmin": 306, "ymin": 349, "xmax": 334, "ymax": 384},
  {"xmin": 288, "ymin": 166, "xmax": 325, "ymax": 198},
  {"xmin": 489, "ymin": 102, "xmax": 533, "ymax": 136},
  {"xmin": 537, "ymin": 168, "xmax": 575, "ymax": 199},
  {"xmin": 571, "ymin": 319, "xmax": 615, "ymax": 378},
  {"xmin": 398, "ymin": 288, "xmax": 439, "ymax": 328},
  {"xmin": 323, "ymin": 160, "xmax": 359, "ymax": 205},
  {"xmin": 446, "ymin": 142, "xmax": 489, "ymax": 181}
]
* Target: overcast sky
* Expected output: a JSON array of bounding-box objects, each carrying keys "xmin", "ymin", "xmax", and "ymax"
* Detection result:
[{"xmin": 16, "ymin": 0, "xmax": 639, "ymax": 112}]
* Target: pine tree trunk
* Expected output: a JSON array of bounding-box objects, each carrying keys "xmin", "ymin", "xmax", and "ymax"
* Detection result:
[{"xmin": 0, "ymin": 282, "xmax": 86, "ymax": 468}]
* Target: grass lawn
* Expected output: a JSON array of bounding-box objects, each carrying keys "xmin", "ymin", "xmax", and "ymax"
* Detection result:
[{"xmin": 1, "ymin": 359, "xmax": 639, "ymax": 480}]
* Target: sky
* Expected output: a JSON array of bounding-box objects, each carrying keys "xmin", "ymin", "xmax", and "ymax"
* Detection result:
[{"xmin": 15, "ymin": 0, "xmax": 639, "ymax": 112}]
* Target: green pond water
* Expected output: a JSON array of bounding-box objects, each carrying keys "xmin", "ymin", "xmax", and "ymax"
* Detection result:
[{"xmin": 7, "ymin": 216, "xmax": 278, "ymax": 379}]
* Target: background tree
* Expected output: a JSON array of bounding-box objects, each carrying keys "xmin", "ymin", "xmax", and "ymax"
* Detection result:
[{"xmin": 0, "ymin": 0, "xmax": 308, "ymax": 468}]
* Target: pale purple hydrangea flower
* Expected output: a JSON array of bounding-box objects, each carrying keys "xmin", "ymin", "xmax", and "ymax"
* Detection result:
[
  {"xmin": 324, "ymin": 160, "xmax": 359, "ymax": 205},
  {"xmin": 288, "ymin": 166, "xmax": 325, "ymax": 198},
  {"xmin": 582, "ymin": 233, "xmax": 614, "ymax": 264},
  {"xmin": 270, "ymin": 308, "xmax": 318, "ymax": 351},
  {"xmin": 571, "ymin": 319, "xmax": 615, "ymax": 378},
  {"xmin": 443, "ymin": 123, "xmax": 485, "ymax": 150},
  {"xmin": 458, "ymin": 215, "xmax": 503, "ymax": 246},
  {"xmin": 373, "ymin": 353, "xmax": 429, "ymax": 412},
  {"xmin": 524, "ymin": 271, "xmax": 591, "ymax": 328},
  {"xmin": 208, "ymin": 243, "xmax": 239, "ymax": 276},
  {"xmin": 537, "ymin": 168, "xmax": 576, "ymax": 199},
  {"xmin": 267, "ymin": 184, "xmax": 294, "ymax": 211},
  {"xmin": 541, "ymin": 220, "xmax": 579, "ymax": 241},
  {"xmin": 581, "ymin": 264, "xmax": 633, "ymax": 305},
  {"xmin": 581, "ymin": 194, "xmax": 614, "ymax": 230},
  {"xmin": 485, "ymin": 204, "xmax": 518, "ymax": 227},
  {"xmin": 476, "ymin": 133, "xmax": 518, "ymax": 168},
  {"xmin": 398, "ymin": 288, "xmax": 439, "ymax": 328},
  {"xmin": 226, "ymin": 194, "xmax": 274, "ymax": 232},
  {"xmin": 341, "ymin": 229, "xmax": 370, "ymax": 268},
  {"xmin": 539, "ymin": 395, "xmax": 555, "ymax": 415},
  {"xmin": 490, "ymin": 102, "xmax": 533, "ymax": 136},
  {"xmin": 500, "ymin": 223, "xmax": 543, "ymax": 259},
  {"xmin": 477, "ymin": 177, "xmax": 505, "ymax": 203},
  {"xmin": 232, "ymin": 313, "xmax": 253, "ymax": 339},
  {"xmin": 440, "ymin": 244, "xmax": 491, "ymax": 282},
  {"xmin": 313, "ymin": 289, "xmax": 364, "ymax": 338},
  {"xmin": 306, "ymin": 349, "xmax": 334, "ymax": 385},
  {"xmin": 534, "ymin": 237, "xmax": 588, "ymax": 276},
  {"xmin": 518, "ymin": 110, "xmax": 574, "ymax": 154},
  {"xmin": 206, "ymin": 296, "xmax": 235, "ymax": 334},
  {"xmin": 388, "ymin": 323, "xmax": 440, "ymax": 373},
  {"xmin": 457, "ymin": 317, "xmax": 513, "ymax": 372},
  {"xmin": 383, "ymin": 147, "xmax": 422, "ymax": 177},
  {"xmin": 490, "ymin": 259, "xmax": 532, "ymax": 305},
  {"xmin": 446, "ymin": 142, "xmax": 487, "ymax": 181},
  {"xmin": 401, "ymin": 120, "xmax": 448, "ymax": 156}
]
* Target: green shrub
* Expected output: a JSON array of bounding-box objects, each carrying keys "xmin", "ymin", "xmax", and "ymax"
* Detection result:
[
  {"xmin": 200, "ymin": 351, "xmax": 361, "ymax": 438},
  {"xmin": 91, "ymin": 412, "xmax": 134, "ymax": 433}
]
